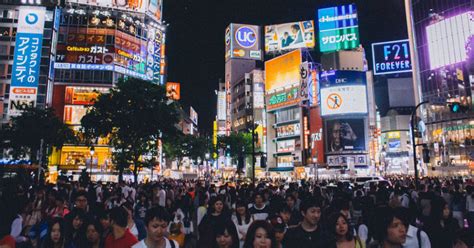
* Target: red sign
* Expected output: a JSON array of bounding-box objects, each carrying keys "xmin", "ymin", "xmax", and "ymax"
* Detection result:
[{"xmin": 309, "ymin": 107, "xmax": 324, "ymax": 163}]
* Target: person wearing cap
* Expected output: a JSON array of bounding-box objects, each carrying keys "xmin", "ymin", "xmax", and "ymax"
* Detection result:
[{"xmin": 269, "ymin": 216, "xmax": 286, "ymax": 248}]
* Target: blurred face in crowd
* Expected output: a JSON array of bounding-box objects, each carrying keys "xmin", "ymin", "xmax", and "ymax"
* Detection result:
[
  {"xmin": 386, "ymin": 217, "xmax": 407, "ymax": 246},
  {"xmin": 286, "ymin": 197, "xmax": 295, "ymax": 209},
  {"xmin": 72, "ymin": 216, "xmax": 83, "ymax": 230},
  {"xmin": 214, "ymin": 200, "xmax": 224, "ymax": 214},
  {"xmin": 253, "ymin": 227, "xmax": 272, "ymax": 248},
  {"xmin": 335, "ymin": 216, "xmax": 348, "ymax": 238},
  {"xmin": 86, "ymin": 224, "xmax": 100, "ymax": 244},
  {"xmin": 75, "ymin": 196, "xmax": 88, "ymax": 210},
  {"xmin": 51, "ymin": 223, "xmax": 61, "ymax": 244},
  {"xmin": 146, "ymin": 218, "xmax": 168, "ymax": 242},
  {"xmin": 236, "ymin": 206, "xmax": 246, "ymax": 216},
  {"xmin": 255, "ymin": 195, "xmax": 264, "ymax": 207},
  {"xmin": 274, "ymin": 230, "xmax": 285, "ymax": 243},
  {"xmin": 279, "ymin": 211, "xmax": 291, "ymax": 224},
  {"xmin": 216, "ymin": 230, "xmax": 233, "ymax": 248},
  {"xmin": 442, "ymin": 204, "xmax": 450, "ymax": 219},
  {"xmin": 302, "ymin": 207, "xmax": 321, "ymax": 226},
  {"xmin": 100, "ymin": 217, "xmax": 110, "ymax": 230}
]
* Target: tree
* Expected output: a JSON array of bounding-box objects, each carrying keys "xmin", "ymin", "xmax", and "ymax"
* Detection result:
[
  {"xmin": 163, "ymin": 134, "xmax": 210, "ymax": 169},
  {"xmin": 217, "ymin": 132, "xmax": 252, "ymax": 173},
  {"xmin": 0, "ymin": 107, "xmax": 75, "ymax": 179},
  {"xmin": 81, "ymin": 78, "xmax": 179, "ymax": 182}
]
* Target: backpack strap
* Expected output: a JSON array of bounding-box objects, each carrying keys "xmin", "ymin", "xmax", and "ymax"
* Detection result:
[
  {"xmin": 417, "ymin": 227, "xmax": 422, "ymax": 248},
  {"xmin": 169, "ymin": 239, "xmax": 176, "ymax": 248}
]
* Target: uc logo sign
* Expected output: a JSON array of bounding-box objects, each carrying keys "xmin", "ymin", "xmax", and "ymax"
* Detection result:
[
  {"xmin": 25, "ymin": 13, "xmax": 39, "ymax": 25},
  {"xmin": 235, "ymin": 26, "xmax": 256, "ymax": 48}
]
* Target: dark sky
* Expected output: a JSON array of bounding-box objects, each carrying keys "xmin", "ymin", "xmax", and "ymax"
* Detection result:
[{"xmin": 163, "ymin": 0, "xmax": 408, "ymax": 133}]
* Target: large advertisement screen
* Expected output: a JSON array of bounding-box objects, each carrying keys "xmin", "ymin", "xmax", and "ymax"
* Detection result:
[
  {"xmin": 372, "ymin": 39, "xmax": 412, "ymax": 75},
  {"xmin": 166, "ymin": 82, "xmax": 180, "ymax": 100},
  {"xmin": 265, "ymin": 49, "xmax": 302, "ymax": 92},
  {"xmin": 66, "ymin": 0, "xmax": 163, "ymax": 21},
  {"xmin": 426, "ymin": 11, "xmax": 474, "ymax": 69},
  {"xmin": 318, "ymin": 4, "xmax": 359, "ymax": 53},
  {"xmin": 264, "ymin": 21, "xmax": 315, "ymax": 53},
  {"xmin": 8, "ymin": 7, "xmax": 46, "ymax": 117},
  {"xmin": 320, "ymin": 70, "xmax": 366, "ymax": 86},
  {"xmin": 225, "ymin": 24, "xmax": 262, "ymax": 61},
  {"xmin": 320, "ymin": 85, "xmax": 368, "ymax": 116},
  {"xmin": 326, "ymin": 118, "xmax": 366, "ymax": 153}
]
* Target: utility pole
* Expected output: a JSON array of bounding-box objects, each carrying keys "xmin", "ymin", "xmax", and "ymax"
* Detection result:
[{"xmin": 410, "ymin": 100, "xmax": 429, "ymax": 189}]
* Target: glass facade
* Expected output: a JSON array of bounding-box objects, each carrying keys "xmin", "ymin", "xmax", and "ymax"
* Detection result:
[{"xmin": 412, "ymin": 0, "xmax": 474, "ymax": 171}]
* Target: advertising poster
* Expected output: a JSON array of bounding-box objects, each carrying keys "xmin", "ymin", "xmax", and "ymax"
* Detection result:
[
  {"xmin": 253, "ymin": 83, "xmax": 265, "ymax": 109},
  {"xmin": 264, "ymin": 21, "xmax": 315, "ymax": 53},
  {"xmin": 64, "ymin": 105, "xmax": 88, "ymax": 125},
  {"xmin": 65, "ymin": 87, "xmax": 109, "ymax": 105},
  {"xmin": 276, "ymin": 123, "xmax": 300, "ymax": 138},
  {"xmin": 319, "ymin": 70, "xmax": 366, "ymax": 87},
  {"xmin": 227, "ymin": 24, "xmax": 262, "ymax": 60},
  {"xmin": 318, "ymin": 4, "xmax": 359, "ymax": 52},
  {"xmin": 8, "ymin": 87, "xmax": 37, "ymax": 116},
  {"xmin": 372, "ymin": 39, "xmax": 412, "ymax": 75},
  {"xmin": 309, "ymin": 107, "xmax": 324, "ymax": 163},
  {"xmin": 320, "ymin": 85, "xmax": 368, "ymax": 116},
  {"xmin": 277, "ymin": 139, "xmax": 296, "ymax": 153},
  {"xmin": 265, "ymin": 49, "xmax": 302, "ymax": 92},
  {"xmin": 67, "ymin": 0, "xmax": 149, "ymax": 14},
  {"xmin": 147, "ymin": 0, "xmax": 163, "ymax": 21},
  {"xmin": 308, "ymin": 68, "xmax": 319, "ymax": 107},
  {"xmin": 166, "ymin": 82, "xmax": 180, "ymax": 100},
  {"xmin": 326, "ymin": 118, "xmax": 366, "ymax": 153}
]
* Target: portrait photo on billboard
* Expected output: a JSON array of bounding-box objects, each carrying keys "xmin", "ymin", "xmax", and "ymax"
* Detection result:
[
  {"xmin": 326, "ymin": 118, "xmax": 365, "ymax": 153},
  {"xmin": 264, "ymin": 21, "xmax": 315, "ymax": 53}
]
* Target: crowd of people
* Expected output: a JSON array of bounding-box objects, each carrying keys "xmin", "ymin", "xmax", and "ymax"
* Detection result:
[{"xmin": 0, "ymin": 174, "xmax": 474, "ymax": 248}]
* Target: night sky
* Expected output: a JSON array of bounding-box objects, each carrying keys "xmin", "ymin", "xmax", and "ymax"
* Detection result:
[{"xmin": 163, "ymin": 0, "xmax": 408, "ymax": 133}]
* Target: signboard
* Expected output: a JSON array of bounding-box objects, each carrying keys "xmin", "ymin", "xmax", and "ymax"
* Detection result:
[
  {"xmin": 319, "ymin": 70, "xmax": 366, "ymax": 87},
  {"xmin": 217, "ymin": 91, "xmax": 226, "ymax": 121},
  {"xmin": 166, "ymin": 82, "xmax": 180, "ymax": 100},
  {"xmin": 318, "ymin": 4, "xmax": 360, "ymax": 53},
  {"xmin": 277, "ymin": 155, "xmax": 293, "ymax": 167},
  {"xmin": 253, "ymin": 83, "xmax": 265, "ymax": 109},
  {"xmin": 264, "ymin": 21, "xmax": 315, "ymax": 53},
  {"xmin": 277, "ymin": 139, "xmax": 296, "ymax": 153},
  {"xmin": 64, "ymin": 105, "xmax": 88, "ymax": 125},
  {"xmin": 190, "ymin": 107, "xmax": 198, "ymax": 125},
  {"xmin": 265, "ymin": 49, "xmax": 302, "ymax": 92},
  {"xmin": 426, "ymin": 11, "xmax": 474, "ymax": 69},
  {"xmin": 8, "ymin": 7, "xmax": 46, "ymax": 116},
  {"xmin": 67, "ymin": 0, "xmax": 162, "ymax": 19},
  {"xmin": 65, "ymin": 87, "xmax": 109, "ymax": 105},
  {"xmin": 300, "ymin": 62, "xmax": 309, "ymax": 100},
  {"xmin": 326, "ymin": 118, "xmax": 366, "ymax": 153},
  {"xmin": 225, "ymin": 24, "xmax": 262, "ymax": 61},
  {"xmin": 308, "ymin": 68, "xmax": 319, "ymax": 107},
  {"xmin": 277, "ymin": 123, "xmax": 301, "ymax": 138},
  {"xmin": 310, "ymin": 107, "xmax": 324, "ymax": 163},
  {"xmin": 372, "ymin": 39, "xmax": 412, "ymax": 75},
  {"xmin": 267, "ymin": 87, "xmax": 299, "ymax": 111},
  {"xmin": 146, "ymin": 25, "xmax": 164, "ymax": 84},
  {"xmin": 320, "ymin": 85, "xmax": 368, "ymax": 116},
  {"xmin": 327, "ymin": 154, "xmax": 368, "ymax": 167}
]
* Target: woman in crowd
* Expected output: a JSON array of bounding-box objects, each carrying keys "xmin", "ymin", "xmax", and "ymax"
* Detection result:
[
  {"xmin": 243, "ymin": 220, "xmax": 277, "ymax": 248},
  {"xmin": 85, "ymin": 220, "xmax": 104, "ymax": 248},
  {"xmin": 41, "ymin": 218, "xmax": 66, "ymax": 248},
  {"xmin": 212, "ymin": 219, "xmax": 239, "ymax": 248},
  {"xmin": 232, "ymin": 200, "xmax": 254, "ymax": 248},
  {"xmin": 327, "ymin": 212, "xmax": 364, "ymax": 248},
  {"xmin": 64, "ymin": 209, "xmax": 87, "ymax": 248},
  {"xmin": 424, "ymin": 198, "xmax": 460, "ymax": 248},
  {"xmin": 198, "ymin": 196, "xmax": 231, "ymax": 247}
]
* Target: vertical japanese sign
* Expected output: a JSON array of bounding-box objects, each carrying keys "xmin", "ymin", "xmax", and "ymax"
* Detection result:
[
  {"xmin": 318, "ymin": 4, "xmax": 359, "ymax": 53},
  {"xmin": 8, "ymin": 7, "xmax": 46, "ymax": 116}
]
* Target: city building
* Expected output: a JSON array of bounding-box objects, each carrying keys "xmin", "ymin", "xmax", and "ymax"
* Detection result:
[{"xmin": 410, "ymin": 0, "xmax": 473, "ymax": 175}]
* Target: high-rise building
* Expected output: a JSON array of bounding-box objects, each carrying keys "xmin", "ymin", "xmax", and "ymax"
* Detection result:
[{"xmin": 410, "ymin": 0, "xmax": 473, "ymax": 174}]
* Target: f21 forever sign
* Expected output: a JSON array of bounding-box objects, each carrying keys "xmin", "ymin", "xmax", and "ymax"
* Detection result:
[{"xmin": 371, "ymin": 39, "xmax": 412, "ymax": 75}]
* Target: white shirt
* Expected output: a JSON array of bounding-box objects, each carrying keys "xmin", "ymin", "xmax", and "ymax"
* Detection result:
[
  {"xmin": 403, "ymin": 225, "xmax": 431, "ymax": 248},
  {"xmin": 95, "ymin": 186, "xmax": 102, "ymax": 203},
  {"xmin": 357, "ymin": 224, "xmax": 368, "ymax": 244},
  {"xmin": 158, "ymin": 189, "xmax": 166, "ymax": 207},
  {"xmin": 132, "ymin": 238, "xmax": 178, "ymax": 248}
]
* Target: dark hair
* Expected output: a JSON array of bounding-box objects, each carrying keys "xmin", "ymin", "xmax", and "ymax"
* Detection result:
[
  {"xmin": 121, "ymin": 201, "xmax": 134, "ymax": 212},
  {"xmin": 254, "ymin": 192, "xmax": 265, "ymax": 201},
  {"xmin": 109, "ymin": 207, "xmax": 128, "ymax": 228},
  {"xmin": 144, "ymin": 206, "xmax": 172, "ymax": 226},
  {"xmin": 235, "ymin": 200, "xmax": 251, "ymax": 225},
  {"xmin": 300, "ymin": 197, "xmax": 322, "ymax": 213},
  {"xmin": 208, "ymin": 196, "xmax": 228, "ymax": 215},
  {"xmin": 212, "ymin": 220, "xmax": 239, "ymax": 248},
  {"xmin": 41, "ymin": 218, "xmax": 65, "ymax": 248},
  {"xmin": 291, "ymin": 24, "xmax": 300, "ymax": 31},
  {"xmin": 74, "ymin": 190, "xmax": 88, "ymax": 200},
  {"xmin": 327, "ymin": 212, "xmax": 354, "ymax": 242},
  {"xmin": 370, "ymin": 207, "xmax": 407, "ymax": 242},
  {"xmin": 68, "ymin": 209, "xmax": 86, "ymax": 223},
  {"xmin": 86, "ymin": 220, "xmax": 104, "ymax": 246},
  {"xmin": 243, "ymin": 220, "xmax": 277, "ymax": 248},
  {"xmin": 285, "ymin": 194, "xmax": 296, "ymax": 202}
]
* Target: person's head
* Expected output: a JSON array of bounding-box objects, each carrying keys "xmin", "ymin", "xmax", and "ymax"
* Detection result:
[
  {"xmin": 74, "ymin": 191, "xmax": 88, "ymax": 210},
  {"xmin": 144, "ymin": 206, "xmax": 172, "ymax": 243},
  {"xmin": 213, "ymin": 220, "xmax": 239, "ymax": 248},
  {"xmin": 235, "ymin": 200, "xmax": 248, "ymax": 216},
  {"xmin": 277, "ymin": 206, "xmax": 291, "ymax": 224},
  {"xmin": 98, "ymin": 211, "xmax": 110, "ymax": 230},
  {"xmin": 139, "ymin": 194, "xmax": 147, "ymax": 203},
  {"xmin": 371, "ymin": 207, "xmax": 407, "ymax": 246},
  {"xmin": 109, "ymin": 207, "xmax": 128, "ymax": 230},
  {"xmin": 55, "ymin": 195, "xmax": 65, "ymax": 207},
  {"xmin": 269, "ymin": 216, "xmax": 286, "ymax": 244},
  {"xmin": 332, "ymin": 122, "xmax": 342, "ymax": 145},
  {"xmin": 244, "ymin": 220, "xmax": 276, "ymax": 248},
  {"xmin": 290, "ymin": 24, "xmax": 300, "ymax": 34},
  {"xmin": 48, "ymin": 218, "xmax": 65, "ymax": 245},
  {"xmin": 209, "ymin": 196, "xmax": 225, "ymax": 215},
  {"xmin": 68, "ymin": 209, "xmax": 86, "ymax": 231},
  {"xmin": 121, "ymin": 202, "xmax": 134, "ymax": 219},
  {"xmin": 300, "ymin": 197, "xmax": 322, "ymax": 227},
  {"xmin": 283, "ymin": 32, "xmax": 289, "ymax": 38},
  {"xmin": 254, "ymin": 192, "xmax": 265, "ymax": 207},
  {"xmin": 327, "ymin": 212, "xmax": 353, "ymax": 241},
  {"xmin": 86, "ymin": 220, "xmax": 103, "ymax": 245},
  {"xmin": 285, "ymin": 194, "xmax": 296, "ymax": 209}
]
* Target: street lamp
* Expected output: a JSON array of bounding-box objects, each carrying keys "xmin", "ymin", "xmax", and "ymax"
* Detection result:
[
  {"xmin": 205, "ymin": 153, "xmax": 210, "ymax": 177},
  {"xmin": 89, "ymin": 146, "xmax": 95, "ymax": 179}
]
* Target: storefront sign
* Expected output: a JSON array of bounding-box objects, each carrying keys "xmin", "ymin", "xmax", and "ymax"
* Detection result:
[
  {"xmin": 327, "ymin": 154, "xmax": 367, "ymax": 167},
  {"xmin": 277, "ymin": 123, "xmax": 300, "ymax": 138},
  {"xmin": 372, "ymin": 39, "xmax": 412, "ymax": 75},
  {"xmin": 277, "ymin": 139, "xmax": 296, "ymax": 153},
  {"xmin": 267, "ymin": 88, "xmax": 299, "ymax": 111}
]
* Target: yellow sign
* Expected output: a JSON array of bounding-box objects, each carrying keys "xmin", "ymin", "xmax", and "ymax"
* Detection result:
[
  {"xmin": 265, "ymin": 49, "xmax": 302, "ymax": 92},
  {"xmin": 387, "ymin": 131, "xmax": 400, "ymax": 139}
]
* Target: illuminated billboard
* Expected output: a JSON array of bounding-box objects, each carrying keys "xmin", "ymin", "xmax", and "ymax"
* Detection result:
[
  {"xmin": 65, "ymin": 87, "xmax": 109, "ymax": 105},
  {"xmin": 372, "ymin": 39, "xmax": 412, "ymax": 75},
  {"xmin": 320, "ymin": 70, "xmax": 366, "ymax": 86},
  {"xmin": 217, "ymin": 91, "xmax": 226, "ymax": 121},
  {"xmin": 64, "ymin": 105, "xmax": 88, "ymax": 125},
  {"xmin": 318, "ymin": 4, "xmax": 359, "ymax": 53},
  {"xmin": 267, "ymin": 87, "xmax": 300, "ymax": 111},
  {"xmin": 264, "ymin": 21, "xmax": 315, "ymax": 53},
  {"xmin": 325, "ymin": 118, "xmax": 366, "ymax": 153},
  {"xmin": 66, "ymin": 0, "xmax": 163, "ymax": 21},
  {"xmin": 166, "ymin": 82, "xmax": 180, "ymax": 100},
  {"xmin": 265, "ymin": 49, "xmax": 302, "ymax": 92},
  {"xmin": 190, "ymin": 107, "xmax": 198, "ymax": 125},
  {"xmin": 320, "ymin": 85, "xmax": 368, "ymax": 116},
  {"xmin": 426, "ymin": 12, "xmax": 474, "ymax": 69},
  {"xmin": 225, "ymin": 23, "xmax": 262, "ymax": 61}
]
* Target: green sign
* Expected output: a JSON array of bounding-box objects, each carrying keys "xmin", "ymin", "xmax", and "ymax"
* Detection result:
[
  {"xmin": 319, "ymin": 27, "xmax": 359, "ymax": 53},
  {"xmin": 269, "ymin": 88, "xmax": 298, "ymax": 106}
]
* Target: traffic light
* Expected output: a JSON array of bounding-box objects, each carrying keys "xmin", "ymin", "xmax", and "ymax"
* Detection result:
[
  {"xmin": 448, "ymin": 102, "xmax": 468, "ymax": 113},
  {"xmin": 422, "ymin": 145, "xmax": 430, "ymax": 163},
  {"xmin": 260, "ymin": 155, "xmax": 267, "ymax": 169},
  {"xmin": 225, "ymin": 145, "xmax": 231, "ymax": 157}
]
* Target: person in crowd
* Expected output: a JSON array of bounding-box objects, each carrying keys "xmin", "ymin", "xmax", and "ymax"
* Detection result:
[
  {"xmin": 132, "ymin": 206, "xmax": 178, "ymax": 248},
  {"xmin": 466, "ymin": 185, "xmax": 474, "ymax": 235},
  {"xmin": 66, "ymin": 191, "xmax": 93, "ymax": 223},
  {"xmin": 104, "ymin": 207, "xmax": 138, "ymax": 248},
  {"xmin": 284, "ymin": 194, "xmax": 301, "ymax": 226},
  {"xmin": 326, "ymin": 212, "xmax": 364, "ymax": 248},
  {"xmin": 424, "ymin": 197, "xmax": 460, "ymax": 248},
  {"xmin": 41, "ymin": 218, "xmax": 65, "ymax": 248},
  {"xmin": 198, "ymin": 196, "xmax": 231, "ymax": 247},
  {"xmin": 86, "ymin": 220, "xmax": 104, "ymax": 248},
  {"xmin": 249, "ymin": 193, "xmax": 270, "ymax": 221},
  {"xmin": 368, "ymin": 207, "xmax": 407, "ymax": 248},
  {"xmin": 282, "ymin": 197, "xmax": 325, "ymax": 247},
  {"xmin": 134, "ymin": 194, "xmax": 150, "ymax": 222},
  {"xmin": 268, "ymin": 216, "xmax": 286, "ymax": 248},
  {"xmin": 212, "ymin": 219, "xmax": 239, "ymax": 248},
  {"xmin": 64, "ymin": 208, "xmax": 87, "ymax": 248},
  {"xmin": 122, "ymin": 202, "xmax": 146, "ymax": 240},
  {"xmin": 243, "ymin": 220, "xmax": 276, "ymax": 248},
  {"xmin": 232, "ymin": 200, "xmax": 253, "ymax": 247},
  {"xmin": 98, "ymin": 211, "xmax": 111, "ymax": 240},
  {"xmin": 393, "ymin": 207, "xmax": 431, "ymax": 248}
]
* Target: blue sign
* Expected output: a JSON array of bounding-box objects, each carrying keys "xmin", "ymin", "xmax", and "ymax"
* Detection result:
[
  {"xmin": 235, "ymin": 26, "xmax": 257, "ymax": 48},
  {"xmin": 372, "ymin": 39, "xmax": 412, "ymax": 75},
  {"xmin": 318, "ymin": 4, "xmax": 359, "ymax": 52},
  {"xmin": 319, "ymin": 70, "xmax": 366, "ymax": 87},
  {"xmin": 11, "ymin": 33, "xmax": 43, "ymax": 88}
]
